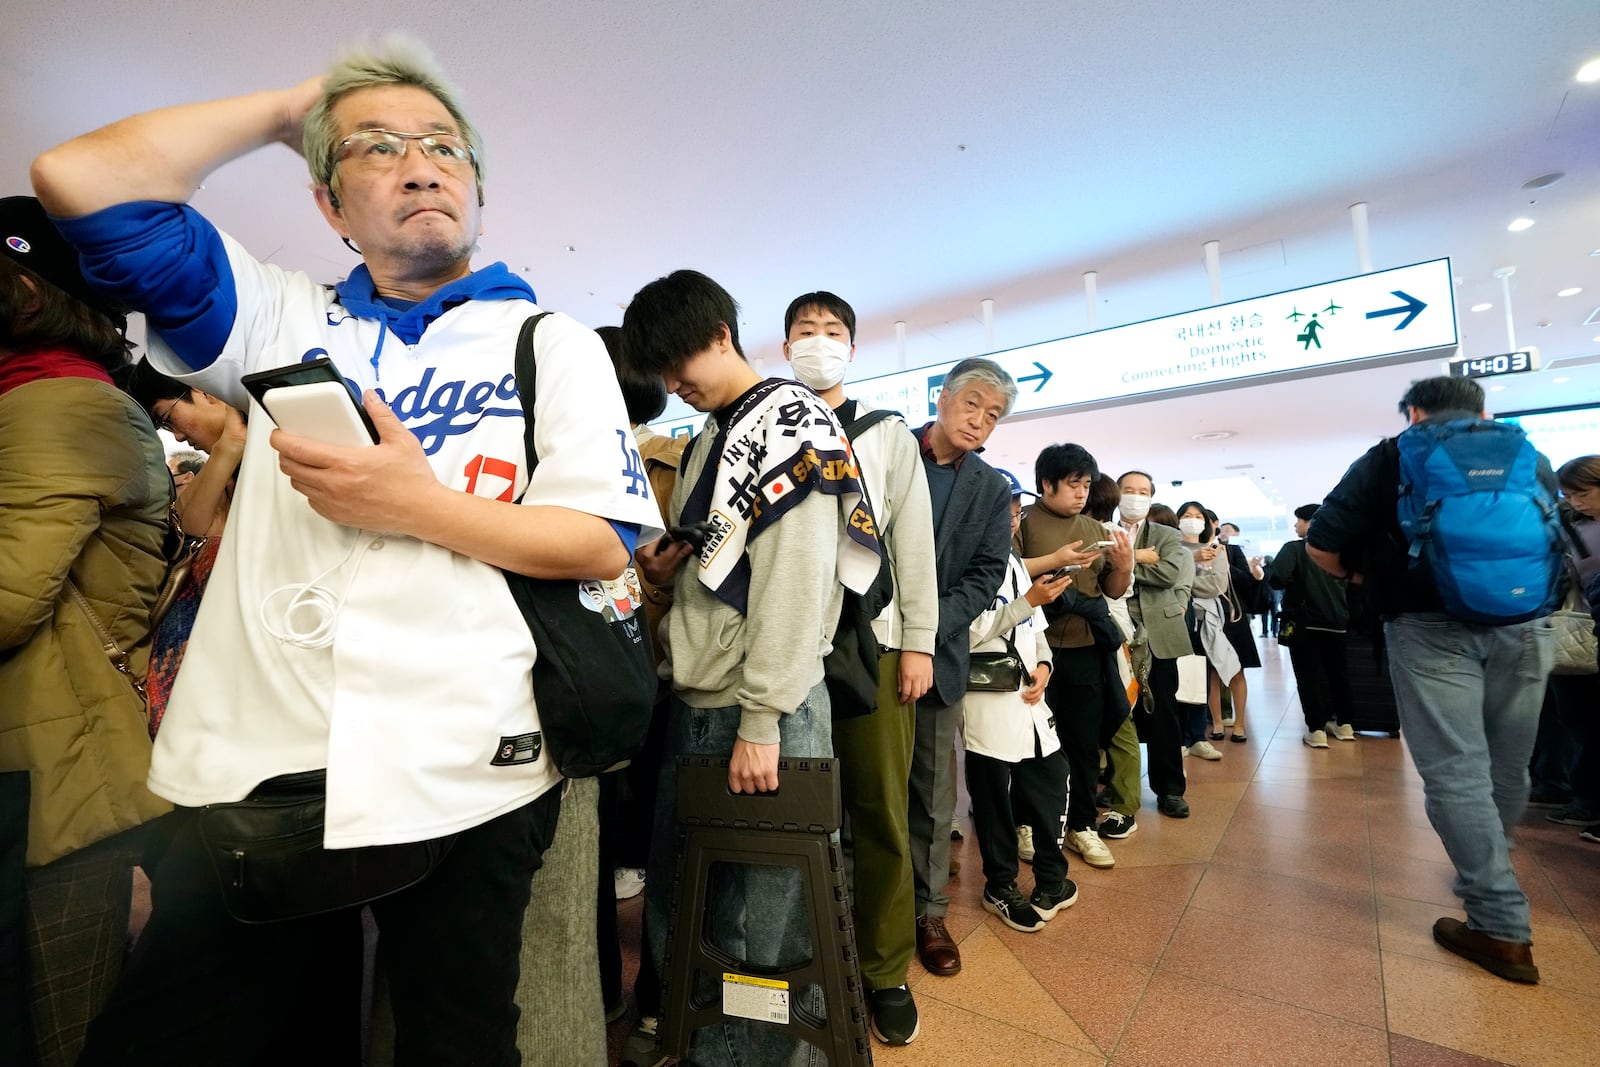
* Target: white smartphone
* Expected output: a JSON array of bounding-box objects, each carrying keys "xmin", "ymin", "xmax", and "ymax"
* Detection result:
[
  {"xmin": 1092, "ymin": 540, "xmax": 1115, "ymax": 549},
  {"xmin": 241, "ymin": 358, "xmax": 378, "ymax": 447}
]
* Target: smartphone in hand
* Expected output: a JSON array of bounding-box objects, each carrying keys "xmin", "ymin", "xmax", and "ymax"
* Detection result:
[{"xmin": 241, "ymin": 358, "xmax": 379, "ymax": 447}]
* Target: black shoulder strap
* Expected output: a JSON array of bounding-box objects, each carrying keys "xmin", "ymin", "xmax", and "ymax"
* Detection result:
[
  {"xmin": 513, "ymin": 311, "xmax": 556, "ymax": 484},
  {"xmin": 841, "ymin": 405, "xmax": 897, "ymax": 442}
]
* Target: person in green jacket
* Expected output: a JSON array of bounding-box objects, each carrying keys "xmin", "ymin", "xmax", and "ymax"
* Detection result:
[{"xmin": 0, "ymin": 196, "xmax": 170, "ymax": 1067}]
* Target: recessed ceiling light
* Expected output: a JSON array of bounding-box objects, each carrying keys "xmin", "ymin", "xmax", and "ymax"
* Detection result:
[
  {"xmin": 1470, "ymin": 303, "xmax": 1493, "ymax": 312},
  {"xmin": 1521, "ymin": 173, "xmax": 1564, "ymax": 190},
  {"xmin": 1579, "ymin": 57, "xmax": 1600, "ymax": 83},
  {"xmin": 1190, "ymin": 430, "xmax": 1236, "ymax": 441},
  {"xmin": 1490, "ymin": 385, "xmax": 1506, "ymax": 392},
  {"xmin": 1591, "ymin": 249, "xmax": 1600, "ymax": 257},
  {"xmin": 1558, "ymin": 287, "xmax": 1583, "ymax": 297},
  {"xmin": 1554, "ymin": 376, "xmax": 1571, "ymax": 384},
  {"xmin": 1507, "ymin": 218, "xmax": 1536, "ymax": 232}
]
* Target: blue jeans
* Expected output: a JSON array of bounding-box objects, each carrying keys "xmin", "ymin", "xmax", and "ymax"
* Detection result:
[
  {"xmin": 1384, "ymin": 613, "xmax": 1554, "ymax": 943},
  {"xmin": 645, "ymin": 684, "xmax": 832, "ymax": 1067}
]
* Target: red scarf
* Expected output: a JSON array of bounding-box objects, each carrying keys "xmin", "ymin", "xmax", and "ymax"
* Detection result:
[{"xmin": 0, "ymin": 348, "xmax": 116, "ymax": 398}]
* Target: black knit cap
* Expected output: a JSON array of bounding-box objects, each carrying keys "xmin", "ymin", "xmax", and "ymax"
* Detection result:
[{"xmin": 0, "ymin": 195, "xmax": 128, "ymax": 325}]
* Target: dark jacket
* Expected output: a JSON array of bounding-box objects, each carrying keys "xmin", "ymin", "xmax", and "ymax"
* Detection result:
[
  {"xmin": 1270, "ymin": 539, "xmax": 1349, "ymax": 631},
  {"xmin": 1307, "ymin": 413, "xmax": 1558, "ymax": 619},
  {"xmin": 915, "ymin": 435, "xmax": 1011, "ymax": 707}
]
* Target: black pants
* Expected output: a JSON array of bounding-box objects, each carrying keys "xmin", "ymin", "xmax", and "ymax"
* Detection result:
[
  {"xmin": 78, "ymin": 790, "xmax": 561, "ymax": 1067},
  {"xmin": 1135, "ymin": 653, "xmax": 1186, "ymax": 798},
  {"xmin": 1045, "ymin": 644, "xmax": 1108, "ymax": 832},
  {"xmin": 1287, "ymin": 630, "xmax": 1353, "ymax": 731},
  {"xmin": 966, "ymin": 749, "xmax": 1070, "ymax": 893}
]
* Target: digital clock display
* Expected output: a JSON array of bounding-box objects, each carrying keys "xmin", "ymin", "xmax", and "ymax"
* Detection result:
[{"xmin": 1450, "ymin": 351, "xmax": 1535, "ymax": 379}]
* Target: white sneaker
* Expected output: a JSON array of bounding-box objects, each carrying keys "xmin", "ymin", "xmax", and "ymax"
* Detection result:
[
  {"xmin": 1017, "ymin": 825, "xmax": 1036, "ymax": 863},
  {"xmin": 1302, "ymin": 730, "xmax": 1329, "ymax": 749},
  {"xmin": 1188, "ymin": 740, "xmax": 1223, "ymax": 761},
  {"xmin": 1324, "ymin": 721, "xmax": 1356, "ymax": 742},
  {"xmin": 1182, "ymin": 745, "xmax": 1191, "ymax": 757},
  {"xmin": 613, "ymin": 867, "xmax": 646, "ymax": 900},
  {"xmin": 1221, "ymin": 714, "xmax": 1235, "ymax": 727},
  {"xmin": 1065, "ymin": 827, "xmax": 1115, "ymax": 868}
]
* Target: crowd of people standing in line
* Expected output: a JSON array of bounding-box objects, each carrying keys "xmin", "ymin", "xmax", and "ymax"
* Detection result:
[{"xmin": 4, "ymin": 32, "xmax": 1596, "ymax": 1067}]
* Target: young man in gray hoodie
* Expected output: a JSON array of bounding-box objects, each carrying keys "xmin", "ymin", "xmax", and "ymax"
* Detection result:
[{"xmin": 625, "ymin": 270, "xmax": 883, "ymax": 1067}]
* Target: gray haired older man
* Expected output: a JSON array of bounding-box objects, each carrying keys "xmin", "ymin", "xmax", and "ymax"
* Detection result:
[{"xmin": 907, "ymin": 357, "xmax": 1016, "ymax": 977}]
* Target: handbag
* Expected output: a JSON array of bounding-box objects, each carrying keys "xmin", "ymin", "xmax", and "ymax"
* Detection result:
[
  {"xmin": 505, "ymin": 313, "xmax": 656, "ymax": 777},
  {"xmin": 196, "ymin": 770, "xmax": 453, "ymax": 924},
  {"xmin": 967, "ymin": 630, "xmax": 1026, "ymax": 692}
]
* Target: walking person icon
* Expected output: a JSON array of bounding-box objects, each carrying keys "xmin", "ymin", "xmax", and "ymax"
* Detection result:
[{"xmin": 1297, "ymin": 313, "xmax": 1324, "ymax": 350}]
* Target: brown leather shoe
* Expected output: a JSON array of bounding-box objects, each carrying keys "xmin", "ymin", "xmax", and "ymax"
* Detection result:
[
  {"xmin": 1432, "ymin": 917, "xmax": 1539, "ymax": 984},
  {"xmin": 916, "ymin": 914, "xmax": 961, "ymax": 976}
]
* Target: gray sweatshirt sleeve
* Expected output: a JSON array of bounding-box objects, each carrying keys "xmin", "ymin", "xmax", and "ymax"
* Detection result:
[
  {"xmin": 735, "ymin": 487, "xmax": 843, "ymax": 745},
  {"xmin": 879, "ymin": 421, "xmax": 938, "ymax": 655}
]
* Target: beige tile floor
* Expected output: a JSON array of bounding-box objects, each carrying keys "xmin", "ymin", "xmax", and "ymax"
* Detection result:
[{"xmin": 611, "ymin": 639, "xmax": 1600, "ymax": 1066}]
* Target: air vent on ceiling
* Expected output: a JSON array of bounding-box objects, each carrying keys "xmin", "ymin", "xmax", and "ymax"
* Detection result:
[{"xmin": 1223, "ymin": 463, "xmax": 1255, "ymax": 470}]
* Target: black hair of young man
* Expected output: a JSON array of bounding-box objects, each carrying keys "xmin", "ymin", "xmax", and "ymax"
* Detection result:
[
  {"xmin": 621, "ymin": 269, "xmax": 745, "ymax": 376},
  {"xmin": 1397, "ymin": 376, "xmax": 1484, "ymax": 418},
  {"xmin": 1294, "ymin": 503, "xmax": 1321, "ymax": 523},
  {"xmin": 783, "ymin": 290, "xmax": 856, "ymax": 342},
  {"xmin": 1034, "ymin": 443, "xmax": 1099, "ymax": 494},
  {"xmin": 596, "ymin": 325, "xmax": 668, "ymax": 426}
]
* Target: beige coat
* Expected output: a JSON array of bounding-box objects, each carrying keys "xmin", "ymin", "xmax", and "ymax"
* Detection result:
[{"xmin": 0, "ymin": 375, "xmax": 173, "ymax": 866}]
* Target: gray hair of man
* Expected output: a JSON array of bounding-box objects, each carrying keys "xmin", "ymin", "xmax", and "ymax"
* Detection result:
[
  {"xmin": 302, "ymin": 34, "xmax": 485, "ymax": 196},
  {"xmin": 942, "ymin": 357, "xmax": 1018, "ymax": 418}
]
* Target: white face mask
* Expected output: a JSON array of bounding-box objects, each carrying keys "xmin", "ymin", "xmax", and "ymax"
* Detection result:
[
  {"xmin": 786, "ymin": 335, "xmax": 851, "ymax": 390},
  {"xmin": 1179, "ymin": 516, "xmax": 1207, "ymax": 537},
  {"xmin": 1118, "ymin": 493, "xmax": 1152, "ymax": 522}
]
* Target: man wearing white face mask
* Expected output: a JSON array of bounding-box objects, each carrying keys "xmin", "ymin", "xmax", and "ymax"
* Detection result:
[
  {"xmin": 1114, "ymin": 471, "xmax": 1194, "ymax": 818},
  {"xmin": 781, "ymin": 291, "xmax": 938, "ymax": 1046}
]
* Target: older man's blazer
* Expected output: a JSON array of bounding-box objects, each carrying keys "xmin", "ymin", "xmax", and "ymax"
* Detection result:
[{"xmin": 1130, "ymin": 519, "xmax": 1197, "ymax": 661}]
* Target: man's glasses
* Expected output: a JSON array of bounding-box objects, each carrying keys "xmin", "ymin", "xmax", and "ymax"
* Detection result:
[
  {"xmin": 151, "ymin": 400, "xmax": 177, "ymax": 433},
  {"xmin": 334, "ymin": 129, "xmax": 476, "ymax": 172}
]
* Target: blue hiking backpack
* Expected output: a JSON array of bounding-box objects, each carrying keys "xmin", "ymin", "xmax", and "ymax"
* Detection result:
[{"xmin": 1395, "ymin": 417, "xmax": 1563, "ymax": 625}]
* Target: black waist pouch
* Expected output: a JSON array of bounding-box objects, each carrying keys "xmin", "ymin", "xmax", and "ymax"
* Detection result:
[{"xmin": 197, "ymin": 770, "xmax": 454, "ymax": 924}]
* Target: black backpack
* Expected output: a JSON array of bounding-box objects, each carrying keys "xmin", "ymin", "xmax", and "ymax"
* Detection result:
[{"xmin": 823, "ymin": 402, "xmax": 899, "ymax": 720}]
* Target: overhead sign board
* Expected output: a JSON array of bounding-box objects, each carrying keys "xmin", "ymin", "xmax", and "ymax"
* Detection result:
[{"xmin": 653, "ymin": 258, "xmax": 1457, "ymax": 438}]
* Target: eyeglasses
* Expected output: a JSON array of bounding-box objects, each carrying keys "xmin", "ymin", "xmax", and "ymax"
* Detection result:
[
  {"xmin": 334, "ymin": 128, "xmax": 476, "ymax": 172},
  {"xmin": 151, "ymin": 400, "xmax": 178, "ymax": 433}
]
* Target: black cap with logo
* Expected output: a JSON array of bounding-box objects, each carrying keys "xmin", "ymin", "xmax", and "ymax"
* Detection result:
[{"xmin": 0, "ymin": 196, "xmax": 128, "ymax": 327}]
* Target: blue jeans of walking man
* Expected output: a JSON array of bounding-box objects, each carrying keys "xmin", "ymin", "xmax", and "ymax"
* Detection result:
[
  {"xmin": 1385, "ymin": 614, "xmax": 1555, "ymax": 943},
  {"xmin": 645, "ymin": 683, "xmax": 833, "ymax": 1067}
]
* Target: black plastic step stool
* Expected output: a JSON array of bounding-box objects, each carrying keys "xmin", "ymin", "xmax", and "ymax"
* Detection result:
[{"xmin": 659, "ymin": 756, "xmax": 872, "ymax": 1065}]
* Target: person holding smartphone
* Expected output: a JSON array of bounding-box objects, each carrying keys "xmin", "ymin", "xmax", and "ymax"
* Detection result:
[{"xmin": 1014, "ymin": 444, "xmax": 1134, "ymax": 870}]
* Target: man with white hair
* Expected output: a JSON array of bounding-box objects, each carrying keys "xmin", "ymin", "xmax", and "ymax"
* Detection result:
[
  {"xmin": 906, "ymin": 357, "xmax": 1015, "ymax": 977},
  {"xmin": 33, "ymin": 36, "xmax": 662, "ymax": 1065}
]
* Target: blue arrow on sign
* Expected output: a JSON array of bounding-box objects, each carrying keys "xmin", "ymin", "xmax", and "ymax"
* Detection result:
[
  {"xmin": 1365, "ymin": 291, "xmax": 1427, "ymax": 330},
  {"xmin": 1018, "ymin": 361, "xmax": 1053, "ymax": 392}
]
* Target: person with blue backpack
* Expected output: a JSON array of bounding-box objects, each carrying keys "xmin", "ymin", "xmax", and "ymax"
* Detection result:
[{"xmin": 1305, "ymin": 375, "xmax": 1561, "ymax": 985}]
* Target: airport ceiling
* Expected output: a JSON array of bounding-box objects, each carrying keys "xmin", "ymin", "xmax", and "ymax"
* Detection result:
[{"xmin": 5, "ymin": 1, "xmax": 1599, "ymax": 523}]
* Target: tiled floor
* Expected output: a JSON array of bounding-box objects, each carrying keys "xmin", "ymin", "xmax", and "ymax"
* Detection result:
[{"xmin": 611, "ymin": 639, "xmax": 1600, "ymax": 1066}]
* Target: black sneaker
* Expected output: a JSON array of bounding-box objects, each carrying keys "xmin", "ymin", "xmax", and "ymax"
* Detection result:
[
  {"xmin": 1157, "ymin": 794, "xmax": 1190, "ymax": 818},
  {"xmin": 867, "ymin": 984, "xmax": 920, "ymax": 1045},
  {"xmin": 1581, "ymin": 823, "xmax": 1600, "ymax": 844},
  {"xmin": 1098, "ymin": 811, "xmax": 1138, "ymax": 839},
  {"xmin": 1546, "ymin": 803, "xmax": 1596, "ymax": 826},
  {"xmin": 1029, "ymin": 879, "xmax": 1079, "ymax": 919},
  {"xmin": 983, "ymin": 882, "xmax": 1045, "ymax": 932}
]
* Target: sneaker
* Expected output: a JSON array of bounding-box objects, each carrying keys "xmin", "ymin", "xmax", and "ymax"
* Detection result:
[
  {"xmin": 1324, "ymin": 721, "xmax": 1356, "ymax": 742},
  {"xmin": 1580, "ymin": 823, "xmax": 1600, "ymax": 844},
  {"xmin": 982, "ymin": 882, "xmax": 1046, "ymax": 932},
  {"xmin": 1065, "ymin": 827, "xmax": 1115, "ymax": 868},
  {"xmin": 1098, "ymin": 811, "xmax": 1138, "ymax": 839},
  {"xmin": 1547, "ymin": 803, "xmax": 1596, "ymax": 826},
  {"xmin": 1221, "ymin": 714, "xmax": 1235, "ymax": 727},
  {"xmin": 1029, "ymin": 878, "xmax": 1080, "ymax": 919},
  {"xmin": 619, "ymin": 1015, "xmax": 667, "ymax": 1067},
  {"xmin": 1157, "ymin": 794, "xmax": 1190, "ymax": 818},
  {"xmin": 613, "ymin": 867, "xmax": 646, "ymax": 901},
  {"xmin": 950, "ymin": 816, "xmax": 963, "ymax": 841},
  {"xmin": 1303, "ymin": 729, "xmax": 1329, "ymax": 749},
  {"xmin": 604, "ymin": 995, "xmax": 628, "ymax": 1024},
  {"xmin": 1188, "ymin": 740, "xmax": 1223, "ymax": 761},
  {"xmin": 1017, "ymin": 824, "xmax": 1036, "ymax": 863},
  {"xmin": 1181, "ymin": 745, "xmax": 1190, "ymax": 757},
  {"xmin": 867, "ymin": 984, "xmax": 920, "ymax": 1046}
]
